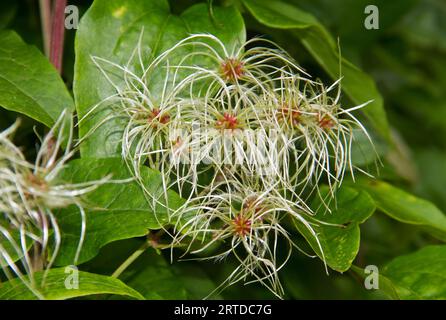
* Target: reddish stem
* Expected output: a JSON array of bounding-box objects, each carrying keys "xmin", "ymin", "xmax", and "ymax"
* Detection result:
[
  {"xmin": 49, "ymin": 0, "xmax": 67, "ymax": 74},
  {"xmin": 39, "ymin": 0, "xmax": 52, "ymax": 56}
]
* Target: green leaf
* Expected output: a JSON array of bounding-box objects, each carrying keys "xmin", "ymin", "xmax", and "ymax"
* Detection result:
[
  {"xmin": 0, "ymin": 31, "xmax": 74, "ymax": 127},
  {"xmin": 53, "ymin": 158, "xmax": 184, "ymax": 265},
  {"xmin": 296, "ymin": 186, "xmax": 376, "ymax": 272},
  {"xmin": 0, "ymin": 3, "xmax": 17, "ymax": 29},
  {"xmin": 0, "ymin": 228, "xmax": 29, "ymax": 268},
  {"xmin": 350, "ymin": 265, "xmax": 400, "ymax": 300},
  {"xmin": 414, "ymin": 149, "xmax": 446, "ymax": 213},
  {"xmin": 74, "ymin": 0, "xmax": 245, "ymax": 157},
  {"xmin": 241, "ymin": 0, "xmax": 390, "ymax": 141},
  {"xmin": 383, "ymin": 245, "xmax": 446, "ymax": 299},
  {"xmin": 124, "ymin": 257, "xmax": 221, "ymax": 300},
  {"xmin": 113, "ymin": 243, "xmax": 220, "ymax": 299},
  {"xmin": 356, "ymin": 179, "xmax": 446, "ymax": 240},
  {"xmin": 351, "ymin": 129, "xmax": 387, "ymax": 167},
  {"xmin": 83, "ymin": 239, "xmax": 218, "ymax": 299},
  {"xmin": 171, "ymin": 262, "xmax": 222, "ymax": 299},
  {"xmin": 117, "ymin": 249, "xmax": 188, "ymax": 300},
  {"xmin": 0, "ymin": 268, "xmax": 143, "ymax": 300},
  {"xmin": 82, "ymin": 239, "xmax": 175, "ymax": 299}
]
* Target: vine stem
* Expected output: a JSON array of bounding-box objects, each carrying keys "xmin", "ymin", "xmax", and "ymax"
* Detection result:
[
  {"xmin": 49, "ymin": 0, "xmax": 67, "ymax": 74},
  {"xmin": 111, "ymin": 241, "xmax": 151, "ymax": 279},
  {"xmin": 111, "ymin": 230, "xmax": 165, "ymax": 279},
  {"xmin": 39, "ymin": 0, "xmax": 52, "ymax": 57}
]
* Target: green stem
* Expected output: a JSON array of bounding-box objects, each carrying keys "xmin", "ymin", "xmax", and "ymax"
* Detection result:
[
  {"xmin": 111, "ymin": 230, "xmax": 167, "ymax": 279},
  {"xmin": 111, "ymin": 240, "xmax": 151, "ymax": 279}
]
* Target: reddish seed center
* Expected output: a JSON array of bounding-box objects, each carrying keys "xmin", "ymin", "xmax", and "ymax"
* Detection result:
[
  {"xmin": 172, "ymin": 136, "xmax": 182, "ymax": 148},
  {"xmin": 25, "ymin": 174, "xmax": 48, "ymax": 199},
  {"xmin": 171, "ymin": 137, "xmax": 185, "ymax": 155},
  {"xmin": 318, "ymin": 115, "xmax": 334, "ymax": 129},
  {"xmin": 216, "ymin": 113, "xmax": 238, "ymax": 130},
  {"xmin": 28, "ymin": 174, "xmax": 47, "ymax": 189},
  {"xmin": 148, "ymin": 108, "xmax": 170, "ymax": 126},
  {"xmin": 220, "ymin": 58, "xmax": 244, "ymax": 82},
  {"xmin": 277, "ymin": 106, "xmax": 300, "ymax": 126},
  {"xmin": 233, "ymin": 214, "xmax": 252, "ymax": 237}
]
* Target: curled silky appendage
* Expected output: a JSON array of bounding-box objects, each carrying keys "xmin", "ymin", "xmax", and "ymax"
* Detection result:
[{"xmin": 0, "ymin": 111, "xmax": 109, "ymax": 298}]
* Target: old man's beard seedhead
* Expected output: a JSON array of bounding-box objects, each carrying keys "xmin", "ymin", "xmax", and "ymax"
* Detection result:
[
  {"xmin": 258, "ymin": 75, "xmax": 379, "ymax": 201},
  {"xmin": 169, "ymin": 173, "xmax": 324, "ymax": 298},
  {"xmin": 0, "ymin": 111, "xmax": 108, "ymax": 297},
  {"xmin": 84, "ymin": 32, "xmax": 377, "ymax": 297}
]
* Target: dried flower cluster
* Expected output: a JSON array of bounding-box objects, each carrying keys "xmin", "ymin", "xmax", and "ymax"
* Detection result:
[
  {"xmin": 0, "ymin": 111, "xmax": 107, "ymax": 297},
  {"xmin": 85, "ymin": 33, "xmax": 376, "ymax": 297}
]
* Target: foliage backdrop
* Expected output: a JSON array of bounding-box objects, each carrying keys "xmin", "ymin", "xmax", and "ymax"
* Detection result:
[{"xmin": 0, "ymin": 0, "xmax": 445, "ymax": 299}]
